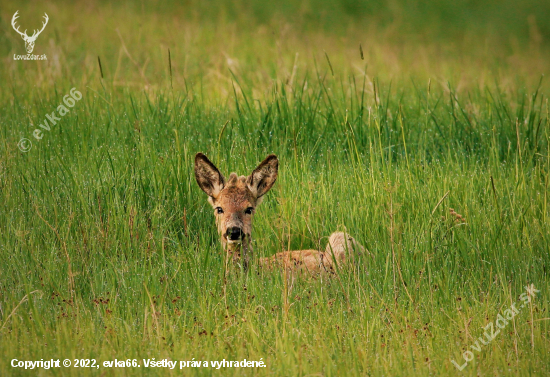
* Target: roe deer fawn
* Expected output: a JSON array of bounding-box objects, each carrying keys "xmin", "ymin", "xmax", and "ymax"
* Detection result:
[{"xmin": 194, "ymin": 153, "xmax": 364, "ymax": 274}]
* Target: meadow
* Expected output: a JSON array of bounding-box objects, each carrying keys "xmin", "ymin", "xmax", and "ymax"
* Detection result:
[{"xmin": 0, "ymin": 0, "xmax": 549, "ymax": 375}]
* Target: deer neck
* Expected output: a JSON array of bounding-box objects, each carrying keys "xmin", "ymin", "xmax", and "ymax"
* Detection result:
[{"xmin": 223, "ymin": 238, "xmax": 252, "ymax": 271}]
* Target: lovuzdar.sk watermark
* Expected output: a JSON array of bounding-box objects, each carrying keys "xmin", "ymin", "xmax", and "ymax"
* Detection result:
[
  {"xmin": 11, "ymin": 10, "xmax": 48, "ymax": 60},
  {"xmin": 14, "ymin": 53, "xmax": 47, "ymax": 61},
  {"xmin": 451, "ymin": 284, "xmax": 540, "ymax": 371}
]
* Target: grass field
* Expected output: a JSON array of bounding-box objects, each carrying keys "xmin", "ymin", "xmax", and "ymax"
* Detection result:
[{"xmin": 1, "ymin": 0, "xmax": 549, "ymax": 375}]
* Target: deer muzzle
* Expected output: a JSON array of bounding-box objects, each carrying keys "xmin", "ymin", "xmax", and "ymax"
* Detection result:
[{"xmin": 226, "ymin": 227, "xmax": 243, "ymax": 242}]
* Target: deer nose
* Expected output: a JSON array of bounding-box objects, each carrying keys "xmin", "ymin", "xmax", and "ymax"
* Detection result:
[{"xmin": 226, "ymin": 227, "xmax": 243, "ymax": 241}]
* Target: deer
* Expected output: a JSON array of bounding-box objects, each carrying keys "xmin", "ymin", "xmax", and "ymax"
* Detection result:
[
  {"xmin": 11, "ymin": 11, "xmax": 49, "ymax": 54},
  {"xmin": 194, "ymin": 153, "xmax": 365, "ymax": 274}
]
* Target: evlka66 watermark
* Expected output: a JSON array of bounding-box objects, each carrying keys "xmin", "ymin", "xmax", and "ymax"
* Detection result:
[
  {"xmin": 17, "ymin": 88, "xmax": 82, "ymax": 153},
  {"xmin": 451, "ymin": 284, "xmax": 540, "ymax": 371},
  {"xmin": 11, "ymin": 358, "xmax": 267, "ymax": 370}
]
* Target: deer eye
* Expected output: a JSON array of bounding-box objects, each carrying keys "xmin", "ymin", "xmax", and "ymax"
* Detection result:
[
  {"xmin": 215, "ymin": 207, "xmax": 224, "ymax": 214},
  {"xmin": 244, "ymin": 207, "xmax": 254, "ymax": 215}
]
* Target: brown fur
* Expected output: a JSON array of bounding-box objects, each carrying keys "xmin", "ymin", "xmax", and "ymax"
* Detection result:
[
  {"xmin": 194, "ymin": 153, "xmax": 365, "ymax": 274},
  {"xmin": 259, "ymin": 232, "xmax": 365, "ymax": 275}
]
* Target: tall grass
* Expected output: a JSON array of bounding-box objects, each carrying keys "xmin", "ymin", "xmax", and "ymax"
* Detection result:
[{"xmin": 1, "ymin": 0, "xmax": 549, "ymax": 376}]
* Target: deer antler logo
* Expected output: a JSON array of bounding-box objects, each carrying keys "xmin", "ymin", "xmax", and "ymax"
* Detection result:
[{"xmin": 11, "ymin": 11, "xmax": 49, "ymax": 54}]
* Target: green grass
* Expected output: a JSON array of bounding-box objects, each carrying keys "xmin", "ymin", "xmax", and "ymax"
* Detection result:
[{"xmin": 1, "ymin": 0, "xmax": 549, "ymax": 376}]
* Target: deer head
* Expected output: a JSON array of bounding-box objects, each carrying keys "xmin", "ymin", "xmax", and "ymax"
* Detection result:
[
  {"xmin": 12, "ymin": 11, "xmax": 49, "ymax": 54},
  {"xmin": 194, "ymin": 153, "xmax": 278, "ymax": 271}
]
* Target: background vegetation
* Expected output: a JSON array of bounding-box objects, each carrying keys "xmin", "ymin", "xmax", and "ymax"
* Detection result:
[{"xmin": 0, "ymin": 0, "xmax": 549, "ymax": 375}]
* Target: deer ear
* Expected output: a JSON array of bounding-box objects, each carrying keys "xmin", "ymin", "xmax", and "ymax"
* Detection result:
[
  {"xmin": 247, "ymin": 154, "xmax": 278, "ymax": 198},
  {"xmin": 195, "ymin": 153, "xmax": 226, "ymax": 198}
]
